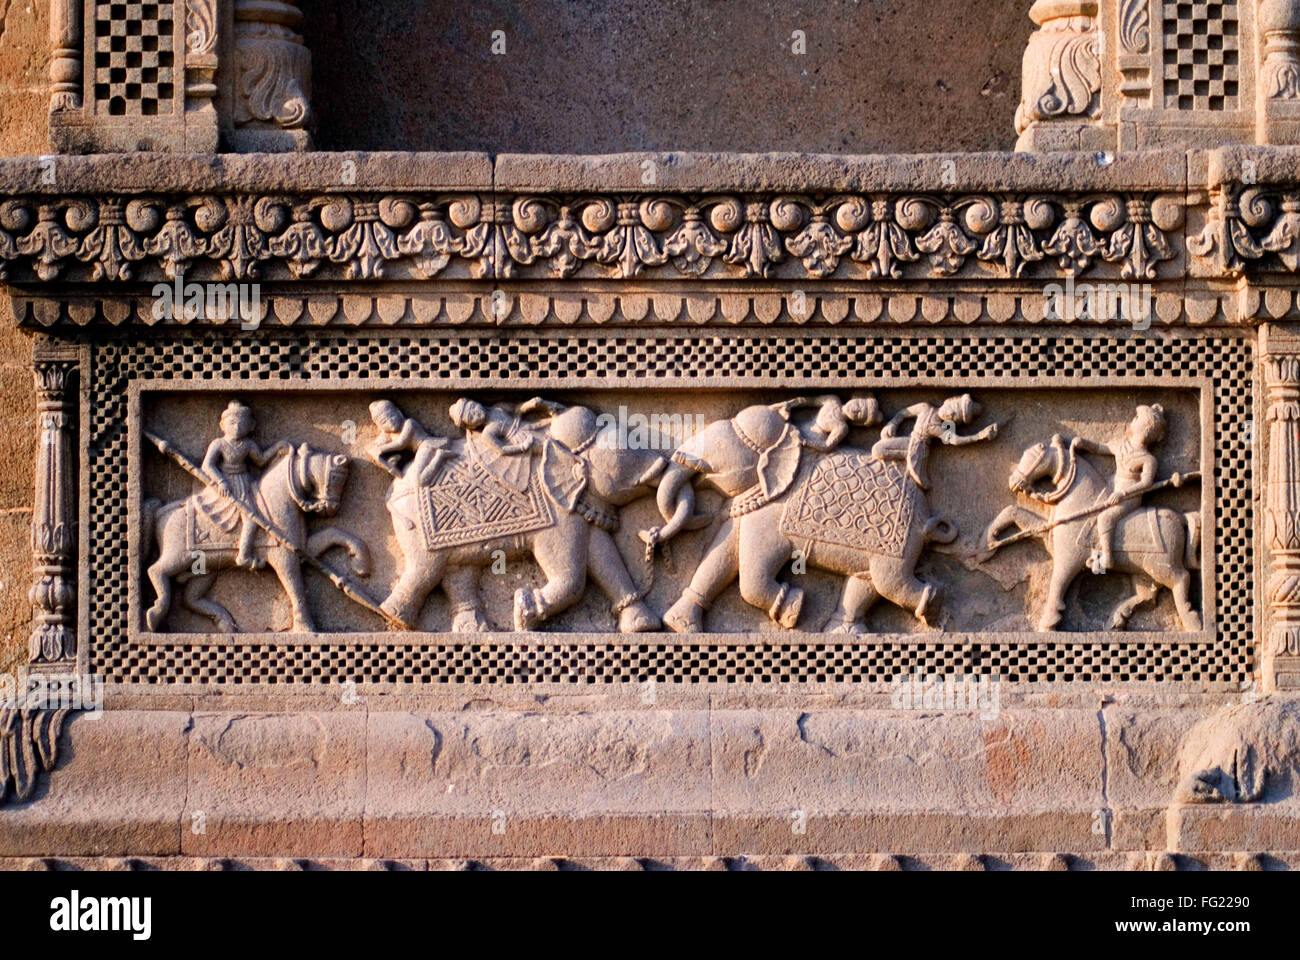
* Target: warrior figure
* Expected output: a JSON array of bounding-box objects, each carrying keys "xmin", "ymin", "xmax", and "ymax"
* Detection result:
[
  {"xmin": 369, "ymin": 400, "xmax": 449, "ymax": 485},
  {"xmin": 871, "ymin": 393, "xmax": 997, "ymax": 490},
  {"xmin": 198, "ymin": 400, "xmax": 291, "ymax": 569},
  {"xmin": 1071, "ymin": 404, "xmax": 1178, "ymax": 575}
]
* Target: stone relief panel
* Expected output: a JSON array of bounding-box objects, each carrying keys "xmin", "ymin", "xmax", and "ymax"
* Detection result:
[
  {"xmin": 78, "ymin": 329, "xmax": 1250, "ymax": 688},
  {"xmin": 127, "ymin": 380, "xmax": 1209, "ymax": 646}
]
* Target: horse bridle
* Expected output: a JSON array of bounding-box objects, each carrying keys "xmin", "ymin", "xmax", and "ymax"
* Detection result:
[
  {"xmin": 287, "ymin": 446, "xmax": 347, "ymax": 514},
  {"xmin": 1010, "ymin": 435, "xmax": 1075, "ymax": 505}
]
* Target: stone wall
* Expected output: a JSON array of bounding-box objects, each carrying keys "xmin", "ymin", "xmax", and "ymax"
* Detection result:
[{"xmin": 0, "ymin": 2, "xmax": 1031, "ymax": 157}]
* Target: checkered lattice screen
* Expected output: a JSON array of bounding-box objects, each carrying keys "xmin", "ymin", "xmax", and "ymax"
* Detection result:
[
  {"xmin": 92, "ymin": 1, "xmax": 176, "ymax": 117},
  {"xmin": 88, "ymin": 331, "xmax": 1255, "ymax": 688},
  {"xmin": 1163, "ymin": 0, "xmax": 1240, "ymax": 111}
]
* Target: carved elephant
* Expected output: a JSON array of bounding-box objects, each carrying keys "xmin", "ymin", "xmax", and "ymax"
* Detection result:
[
  {"xmin": 648, "ymin": 404, "xmax": 955, "ymax": 633},
  {"xmin": 381, "ymin": 404, "xmax": 669, "ymax": 633}
]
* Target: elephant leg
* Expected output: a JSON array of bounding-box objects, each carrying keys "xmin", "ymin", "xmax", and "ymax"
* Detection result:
[
  {"xmin": 515, "ymin": 524, "xmax": 588, "ymax": 631},
  {"xmin": 665, "ymin": 518, "xmax": 739, "ymax": 634},
  {"xmin": 382, "ymin": 553, "xmax": 446, "ymax": 629},
  {"xmin": 1168, "ymin": 567, "xmax": 1203, "ymax": 632},
  {"xmin": 267, "ymin": 548, "xmax": 315, "ymax": 633},
  {"xmin": 737, "ymin": 521, "xmax": 802, "ymax": 629},
  {"xmin": 1109, "ymin": 575, "xmax": 1159, "ymax": 631},
  {"xmin": 180, "ymin": 572, "xmax": 236, "ymax": 633},
  {"xmin": 444, "ymin": 564, "xmax": 489, "ymax": 633},
  {"xmin": 869, "ymin": 555, "xmax": 937, "ymax": 628},
  {"xmin": 822, "ymin": 575, "xmax": 880, "ymax": 634},
  {"xmin": 585, "ymin": 527, "xmax": 660, "ymax": 633}
]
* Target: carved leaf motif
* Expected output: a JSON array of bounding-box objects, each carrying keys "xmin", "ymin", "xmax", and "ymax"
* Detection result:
[
  {"xmin": 915, "ymin": 211, "xmax": 977, "ymax": 276},
  {"xmin": 236, "ymin": 41, "xmax": 310, "ymax": 128},
  {"xmin": 1119, "ymin": 0, "xmax": 1150, "ymax": 53},
  {"xmin": 397, "ymin": 209, "xmax": 459, "ymax": 279},
  {"xmin": 16, "ymin": 207, "xmax": 79, "ymax": 281},
  {"xmin": 530, "ymin": 210, "xmax": 597, "ymax": 278},
  {"xmin": 330, "ymin": 220, "xmax": 400, "ymax": 280},
  {"xmin": 785, "ymin": 217, "xmax": 851, "ymax": 278},
  {"xmin": 1043, "ymin": 210, "xmax": 1102, "ymax": 274},
  {"xmin": 662, "ymin": 214, "xmax": 727, "ymax": 277},
  {"xmin": 851, "ymin": 220, "xmax": 919, "ymax": 280},
  {"xmin": 145, "ymin": 207, "xmax": 207, "ymax": 281},
  {"xmin": 1261, "ymin": 204, "xmax": 1300, "ymax": 271},
  {"xmin": 186, "ymin": 0, "xmax": 217, "ymax": 54},
  {"xmin": 1035, "ymin": 32, "xmax": 1101, "ymax": 119},
  {"xmin": 0, "ymin": 706, "xmax": 69, "ymax": 805},
  {"xmin": 595, "ymin": 224, "xmax": 667, "ymax": 278},
  {"xmin": 723, "ymin": 220, "xmax": 785, "ymax": 278}
]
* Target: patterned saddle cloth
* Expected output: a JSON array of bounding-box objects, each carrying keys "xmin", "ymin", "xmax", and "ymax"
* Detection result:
[
  {"xmin": 780, "ymin": 452, "xmax": 924, "ymax": 559},
  {"xmin": 416, "ymin": 446, "xmax": 555, "ymax": 551}
]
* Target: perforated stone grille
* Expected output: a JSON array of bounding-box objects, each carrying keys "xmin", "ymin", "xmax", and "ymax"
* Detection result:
[
  {"xmin": 92, "ymin": 1, "xmax": 176, "ymax": 117},
  {"xmin": 1162, "ymin": 0, "xmax": 1240, "ymax": 111},
  {"xmin": 87, "ymin": 331, "xmax": 1254, "ymax": 688}
]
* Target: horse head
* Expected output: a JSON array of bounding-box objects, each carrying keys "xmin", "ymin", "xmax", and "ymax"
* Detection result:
[
  {"xmin": 288, "ymin": 443, "xmax": 350, "ymax": 516},
  {"xmin": 1009, "ymin": 434, "xmax": 1077, "ymax": 505}
]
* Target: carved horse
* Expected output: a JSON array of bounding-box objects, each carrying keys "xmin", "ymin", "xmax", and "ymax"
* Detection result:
[
  {"xmin": 142, "ymin": 444, "xmax": 369, "ymax": 633},
  {"xmin": 982, "ymin": 435, "xmax": 1202, "ymax": 633}
]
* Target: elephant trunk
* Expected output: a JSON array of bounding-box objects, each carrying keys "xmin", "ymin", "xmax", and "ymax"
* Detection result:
[{"xmin": 651, "ymin": 462, "xmax": 698, "ymax": 544}]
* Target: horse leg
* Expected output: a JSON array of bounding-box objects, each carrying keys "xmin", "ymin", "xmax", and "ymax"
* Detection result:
[
  {"xmin": 307, "ymin": 526, "xmax": 371, "ymax": 577},
  {"xmin": 585, "ymin": 527, "xmax": 659, "ymax": 634},
  {"xmin": 664, "ymin": 517, "xmax": 739, "ymax": 634},
  {"xmin": 145, "ymin": 554, "xmax": 176, "ymax": 632},
  {"xmin": 1038, "ymin": 534, "xmax": 1083, "ymax": 632},
  {"xmin": 1169, "ymin": 567, "xmax": 1203, "ymax": 632},
  {"xmin": 444, "ymin": 564, "xmax": 489, "ymax": 633},
  {"xmin": 737, "ymin": 520, "xmax": 802, "ymax": 629},
  {"xmin": 180, "ymin": 572, "xmax": 238, "ymax": 633},
  {"xmin": 1109, "ymin": 575, "xmax": 1159, "ymax": 631},
  {"xmin": 266, "ymin": 548, "xmax": 315, "ymax": 633},
  {"xmin": 822, "ymin": 574, "xmax": 880, "ymax": 634}
]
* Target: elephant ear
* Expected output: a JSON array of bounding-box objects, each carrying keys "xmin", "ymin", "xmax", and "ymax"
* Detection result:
[
  {"xmin": 757, "ymin": 427, "xmax": 803, "ymax": 501},
  {"xmin": 540, "ymin": 438, "xmax": 589, "ymax": 513}
]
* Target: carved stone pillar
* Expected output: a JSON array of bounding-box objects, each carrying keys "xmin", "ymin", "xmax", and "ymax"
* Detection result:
[
  {"xmin": 1014, "ymin": 0, "xmax": 1108, "ymax": 151},
  {"xmin": 1259, "ymin": 0, "xmax": 1300, "ymax": 144},
  {"xmin": 1262, "ymin": 325, "xmax": 1300, "ymax": 691},
  {"xmin": 227, "ymin": 0, "xmax": 313, "ymax": 152},
  {"xmin": 29, "ymin": 344, "xmax": 78, "ymax": 671},
  {"xmin": 49, "ymin": 0, "xmax": 83, "ymax": 113}
]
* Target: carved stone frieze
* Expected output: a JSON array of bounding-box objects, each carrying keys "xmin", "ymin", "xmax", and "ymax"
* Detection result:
[{"xmin": 0, "ymin": 189, "xmax": 1195, "ymax": 289}]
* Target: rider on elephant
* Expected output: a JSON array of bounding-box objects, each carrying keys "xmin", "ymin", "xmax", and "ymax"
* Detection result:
[
  {"xmin": 1070, "ymin": 403, "xmax": 1178, "ymax": 575},
  {"xmin": 449, "ymin": 398, "xmax": 544, "ymax": 493},
  {"xmin": 778, "ymin": 395, "xmax": 883, "ymax": 452},
  {"xmin": 870, "ymin": 393, "xmax": 997, "ymax": 491},
  {"xmin": 369, "ymin": 399, "xmax": 449, "ymax": 486},
  {"xmin": 198, "ymin": 400, "xmax": 291, "ymax": 570}
]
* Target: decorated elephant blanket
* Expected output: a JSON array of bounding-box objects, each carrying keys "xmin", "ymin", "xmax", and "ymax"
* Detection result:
[
  {"xmin": 780, "ymin": 452, "xmax": 924, "ymax": 558},
  {"xmin": 415, "ymin": 445, "xmax": 556, "ymax": 550}
]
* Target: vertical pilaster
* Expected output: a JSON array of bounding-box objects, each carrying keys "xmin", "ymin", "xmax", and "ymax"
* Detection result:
[
  {"xmin": 1258, "ymin": 0, "xmax": 1300, "ymax": 143},
  {"xmin": 28, "ymin": 343, "xmax": 78, "ymax": 671},
  {"xmin": 48, "ymin": 0, "xmax": 82, "ymax": 113},
  {"xmin": 1262, "ymin": 324, "xmax": 1300, "ymax": 691}
]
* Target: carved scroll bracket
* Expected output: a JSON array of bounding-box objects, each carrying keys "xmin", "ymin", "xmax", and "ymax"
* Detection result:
[
  {"xmin": 29, "ymin": 342, "xmax": 79, "ymax": 671},
  {"xmin": 1262, "ymin": 324, "xmax": 1300, "ymax": 691}
]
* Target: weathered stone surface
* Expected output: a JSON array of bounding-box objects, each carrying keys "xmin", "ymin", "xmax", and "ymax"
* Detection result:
[
  {"xmin": 364, "ymin": 710, "xmax": 711, "ymax": 857},
  {"xmin": 0, "ymin": 711, "xmax": 188, "ymax": 856},
  {"xmin": 185, "ymin": 711, "xmax": 366, "ymax": 857}
]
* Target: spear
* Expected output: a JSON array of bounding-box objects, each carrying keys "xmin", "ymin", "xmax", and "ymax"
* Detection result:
[
  {"xmin": 144, "ymin": 431, "xmax": 402, "ymax": 629},
  {"xmin": 987, "ymin": 471, "xmax": 1202, "ymax": 552}
]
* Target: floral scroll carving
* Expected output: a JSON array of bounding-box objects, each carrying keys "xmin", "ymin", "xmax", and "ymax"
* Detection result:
[{"xmin": 0, "ymin": 190, "xmax": 1186, "ymax": 288}]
